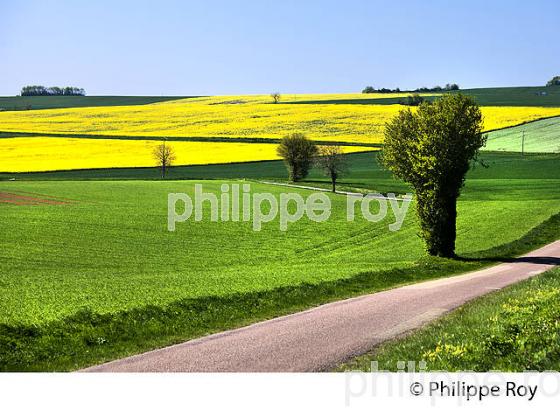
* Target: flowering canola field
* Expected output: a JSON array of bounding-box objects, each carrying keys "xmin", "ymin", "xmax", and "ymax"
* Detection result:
[
  {"xmin": 1, "ymin": 94, "xmax": 560, "ymax": 172},
  {"xmin": 1, "ymin": 94, "xmax": 559, "ymax": 145},
  {"xmin": 0, "ymin": 137, "xmax": 370, "ymax": 172}
]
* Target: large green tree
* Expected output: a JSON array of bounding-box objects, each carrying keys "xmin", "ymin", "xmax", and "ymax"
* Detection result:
[
  {"xmin": 381, "ymin": 94, "xmax": 485, "ymax": 257},
  {"xmin": 277, "ymin": 133, "xmax": 318, "ymax": 182}
]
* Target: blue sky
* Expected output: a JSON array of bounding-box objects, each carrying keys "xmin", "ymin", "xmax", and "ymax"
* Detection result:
[{"xmin": 1, "ymin": 0, "xmax": 558, "ymax": 95}]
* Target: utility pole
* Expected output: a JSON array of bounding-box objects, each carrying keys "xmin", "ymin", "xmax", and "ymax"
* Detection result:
[{"xmin": 521, "ymin": 131, "xmax": 525, "ymax": 156}]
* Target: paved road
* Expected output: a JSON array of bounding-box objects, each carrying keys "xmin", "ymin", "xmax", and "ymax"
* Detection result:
[{"xmin": 84, "ymin": 240, "xmax": 560, "ymax": 372}]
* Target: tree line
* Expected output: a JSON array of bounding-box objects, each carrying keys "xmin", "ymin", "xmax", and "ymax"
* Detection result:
[
  {"xmin": 20, "ymin": 85, "xmax": 86, "ymax": 96},
  {"xmin": 362, "ymin": 83, "xmax": 459, "ymax": 94}
]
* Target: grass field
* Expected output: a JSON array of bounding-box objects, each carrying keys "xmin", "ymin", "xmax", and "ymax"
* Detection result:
[
  {"xmin": 1, "ymin": 87, "xmax": 559, "ymax": 371},
  {"xmin": 3, "ymin": 150, "xmax": 559, "ymax": 185},
  {"xmin": 485, "ymin": 116, "xmax": 560, "ymax": 153},
  {"xmin": 285, "ymin": 86, "xmax": 560, "ymax": 107},
  {"xmin": 1, "ymin": 95, "xmax": 559, "ymax": 146},
  {"xmin": 337, "ymin": 266, "xmax": 560, "ymax": 372},
  {"xmin": 1, "ymin": 151, "xmax": 560, "ymax": 370},
  {"xmin": 0, "ymin": 95, "xmax": 191, "ymax": 111},
  {"xmin": 451, "ymin": 86, "xmax": 560, "ymax": 107}
]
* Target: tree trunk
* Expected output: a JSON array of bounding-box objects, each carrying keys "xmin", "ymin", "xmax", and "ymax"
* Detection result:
[
  {"xmin": 291, "ymin": 163, "xmax": 300, "ymax": 182},
  {"xmin": 416, "ymin": 192, "xmax": 457, "ymax": 258},
  {"xmin": 331, "ymin": 175, "xmax": 336, "ymax": 193}
]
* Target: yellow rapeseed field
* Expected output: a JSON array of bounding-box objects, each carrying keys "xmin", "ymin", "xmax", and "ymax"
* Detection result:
[
  {"xmin": 0, "ymin": 137, "xmax": 372, "ymax": 172},
  {"xmin": 1, "ymin": 94, "xmax": 557, "ymax": 145},
  {"xmin": 2, "ymin": 94, "xmax": 559, "ymax": 172}
]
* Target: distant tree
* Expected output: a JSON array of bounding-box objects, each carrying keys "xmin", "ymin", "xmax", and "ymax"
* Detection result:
[
  {"xmin": 49, "ymin": 86, "xmax": 63, "ymax": 95},
  {"xmin": 413, "ymin": 85, "xmax": 457, "ymax": 93},
  {"xmin": 546, "ymin": 76, "xmax": 560, "ymax": 86},
  {"xmin": 153, "ymin": 140, "xmax": 176, "ymax": 179},
  {"xmin": 362, "ymin": 86, "xmax": 376, "ymax": 94},
  {"xmin": 271, "ymin": 92, "xmax": 281, "ymax": 103},
  {"xmin": 20, "ymin": 85, "xmax": 85, "ymax": 96},
  {"xmin": 399, "ymin": 93, "xmax": 425, "ymax": 106},
  {"xmin": 381, "ymin": 94, "xmax": 485, "ymax": 257},
  {"xmin": 277, "ymin": 133, "xmax": 318, "ymax": 182},
  {"xmin": 316, "ymin": 145, "xmax": 348, "ymax": 192}
]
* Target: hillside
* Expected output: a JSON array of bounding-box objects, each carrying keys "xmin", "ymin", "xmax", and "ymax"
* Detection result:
[
  {"xmin": 485, "ymin": 116, "xmax": 560, "ymax": 153},
  {"xmin": 0, "ymin": 95, "xmax": 192, "ymax": 111},
  {"xmin": 283, "ymin": 86, "xmax": 560, "ymax": 107},
  {"xmin": 1, "ymin": 94, "xmax": 559, "ymax": 145}
]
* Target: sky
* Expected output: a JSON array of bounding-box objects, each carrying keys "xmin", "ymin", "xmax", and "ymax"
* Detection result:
[{"xmin": 0, "ymin": 0, "xmax": 558, "ymax": 96}]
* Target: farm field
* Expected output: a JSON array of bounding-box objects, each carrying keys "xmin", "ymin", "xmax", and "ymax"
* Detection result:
[
  {"xmin": 0, "ymin": 137, "xmax": 371, "ymax": 172},
  {"xmin": 485, "ymin": 116, "xmax": 560, "ymax": 153},
  {"xmin": 1, "ymin": 151, "xmax": 560, "ymax": 370},
  {"xmin": 450, "ymin": 86, "xmax": 560, "ymax": 107},
  {"xmin": 0, "ymin": 95, "xmax": 191, "ymax": 111},
  {"xmin": 1, "ymin": 94, "xmax": 560, "ymax": 146},
  {"xmin": 2, "ymin": 86, "xmax": 559, "ymax": 111},
  {"xmin": 287, "ymin": 86, "xmax": 560, "ymax": 107}
]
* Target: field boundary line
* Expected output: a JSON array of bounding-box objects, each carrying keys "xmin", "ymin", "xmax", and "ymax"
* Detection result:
[
  {"xmin": 258, "ymin": 180, "xmax": 413, "ymax": 201},
  {"xmin": 0, "ymin": 131, "xmax": 383, "ymax": 148}
]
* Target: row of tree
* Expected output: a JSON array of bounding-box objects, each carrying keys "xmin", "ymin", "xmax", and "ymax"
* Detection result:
[
  {"xmin": 277, "ymin": 134, "xmax": 346, "ymax": 193},
  {"xmin": 153, "ymin": 134, "xmax": 347, "ymax": 194},
  {"xmin": 362, "ymin": 84, "xmax": 459, "ymax": 94},
  {"xmin": 20, "ymin": 85, "xmax": 86, "ymax": 96}
]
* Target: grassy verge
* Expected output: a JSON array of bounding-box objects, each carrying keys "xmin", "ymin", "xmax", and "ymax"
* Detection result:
[
  {"xmin": 2, "ymin": 212, "xmax": 559, "ymax": 371},
  {"xmin": 337, "ymin": 264, "xmax": 560, "ymax": 372}
]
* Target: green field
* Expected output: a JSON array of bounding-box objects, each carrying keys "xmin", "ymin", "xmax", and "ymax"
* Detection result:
[
  {"xmin": 0, "ymin": 95, "xmax": 193, "ymax": 111},
  {"xmin": 485, "ymin": 116, "xmax": 560, "ymax": 153},
  {"xmin": 451, "ymin": 86, "xmax": 560, "ymax": 107},
  {"xmin": 283, "ymin": 86, "xmax": 560, "ymax": 107},
  {"xmin": 2, "ymin": 150, "xmax": 560, "ymax": 186},
  {"xmin": 1, "ymin": 151, "xmax": 560, "ymax": 370},
  {"xmin": 338, "ymin": 266, "xmax": 560, "ymax": 372}
]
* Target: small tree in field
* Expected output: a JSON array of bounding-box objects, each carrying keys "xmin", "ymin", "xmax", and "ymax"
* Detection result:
[
  {"xmin": 316, "ymin": 145, "xmax": 348, "ymax": 192},
  {"xmin": 381, "ymin": 94, "xmax": 485, "ymax": 257},
  {"xmin": 270, "ymin": 92, "xmax": 281, "ymax": 103},
  {"xmin": 153, "ymin": 141, "xmax": 176, "ymax": 179},
  {"xmin": 277, "ymin": 133, "xmax": 318, "ymax": 182}
]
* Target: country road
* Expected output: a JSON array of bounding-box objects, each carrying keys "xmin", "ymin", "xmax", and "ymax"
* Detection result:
[{"xmin": 84, "ymin": 240, "xmax": 560, "ymax": 372}]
